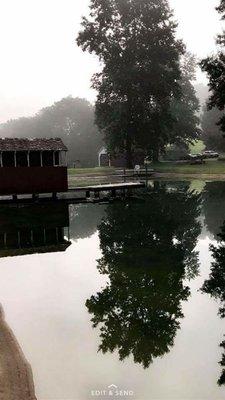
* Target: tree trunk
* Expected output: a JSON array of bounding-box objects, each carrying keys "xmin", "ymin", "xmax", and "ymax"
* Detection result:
[
  {"xmin": 125, "ymin": 136, "xmax": 133, "ymax": 169},
  {"xmin": 152, "ymin": 147, "xmax": 159, "ymax": 163}
]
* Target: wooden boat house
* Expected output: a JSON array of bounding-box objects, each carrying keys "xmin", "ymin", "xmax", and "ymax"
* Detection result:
[{"xmin": 0, "ymin": 138, "xmax": 68, "ymax": 195}]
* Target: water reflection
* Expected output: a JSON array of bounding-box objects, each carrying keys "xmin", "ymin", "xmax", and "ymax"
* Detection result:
[
  {"xmin": 202, "ymin": 220, "xmax": 225, "ymax": 386},
  {"xmin": 202, "ymin": 182, "xmax": 225, "ymax": 239},
  {"xmin": 0, "ymin": 203, "xmax": 70, "ymax": 257},
  {"xmin": 86, "ymin": 183, "xmax": 201, "ymax": 368},
  {"xmin": 69, "ymin": 203, "xmax": 106, "ymax": 240}
]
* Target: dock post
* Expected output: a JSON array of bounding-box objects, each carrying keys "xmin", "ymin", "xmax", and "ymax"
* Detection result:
[
  {"xmin": 52, "ymin": 192, "xmax": 57, "ymax": 200},
  {"xmin": 30, "ymin": 230, "xmax": 34, "ymax": 246},
  {"xmin": 111, "ymin": 188, "xmax": 116, "ymax": 198},
  {"xmin": 17, "ymin": 231, "xmax": 21, "ymax": 248},
  {"xmin": 43, "ymin": 228, "xmax": 46, "ymax": 244},
  {"xmin": 56, "ymin": 227, "xmax": 59, "ymax": 243},
  {"xmin": 86, "ymin": 190, "xmax": 90, "ymax": 199},
  {"xmin": 32, "ymin": 193, "xmax": 39, "ymax": 201},
  {"xmin": 127, "ymin": 188, "xmax": 132, "ymax": 197},
  {"xmin": 94, "ymin": 190, "xmax": 100, "ymax": 199},
  {"xmin": 145, "ymin": 164, "xmax": 149, "ymax": 186},
  {"xmin": 12, "ymin": 194, "xmax": 17, "ymax": 202},
  {"xmin": 3, "ymin": 233, "xmax": 7, "ymax": 248}
]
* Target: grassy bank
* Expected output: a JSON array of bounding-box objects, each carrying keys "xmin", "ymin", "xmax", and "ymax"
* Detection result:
[
  {"xmin": 153, "ymin": 160, "xmax": 225, "ymax": 174},
  {"xmin": 68, "ymin": 166, "xmax": 119, "ymax": 187},
  {"xmin": 67, "ymin": 161, "xmax": 225, "ymax": 187},
  {"xmin": 68, "ymin": 167, "xmax": 115, "ymax": 176},
  {"xmin": 68, "ymin": 161, "xmax": 225, "ymax": 176}
]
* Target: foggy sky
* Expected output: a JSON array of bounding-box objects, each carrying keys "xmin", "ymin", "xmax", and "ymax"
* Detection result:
[{"xmin": 0, "ymin": 0, "xmax": 222, "ymax": 123}]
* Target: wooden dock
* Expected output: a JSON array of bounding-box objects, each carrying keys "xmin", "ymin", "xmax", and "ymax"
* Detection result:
[{"xmin": 0, "ymin": 181, "xmax": 146, "ymax": 205}]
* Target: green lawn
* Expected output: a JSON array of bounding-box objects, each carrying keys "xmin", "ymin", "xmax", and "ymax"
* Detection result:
[
  {"xmin": 68, "ymin": 167, "xmax": 115, "ymax": 176},
  {"xmin": 153, "ymin": 160, "xmax": 225, "ymax": 174},
  {"xmin": 68, "ymin": 160, "xmax": 225, "ymax": 179}
]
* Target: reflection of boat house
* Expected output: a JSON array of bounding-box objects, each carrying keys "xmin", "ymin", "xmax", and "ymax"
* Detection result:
[
  {"xmin": 0, "ymin": 138, "xmax": 68, "ymax": 195},
  {"xmin": 0, "ymin": 204, "xmax": 71, "ymax": 257}
]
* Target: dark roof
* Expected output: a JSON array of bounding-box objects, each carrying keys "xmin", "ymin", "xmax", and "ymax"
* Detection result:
[{"xmin": 0, "ymin": 138, "xmax": 68, "ymax": 151}]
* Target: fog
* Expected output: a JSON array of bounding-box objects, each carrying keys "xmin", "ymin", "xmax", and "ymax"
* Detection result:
[{"xmin": 0, "ymin": 0, "xmax": 222, "ymax": 123}]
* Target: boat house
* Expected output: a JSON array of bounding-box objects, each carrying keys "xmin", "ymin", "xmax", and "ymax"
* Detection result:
[{"xmin": 0, "ymin": 138, "xmax": 68, "ymax": 195}]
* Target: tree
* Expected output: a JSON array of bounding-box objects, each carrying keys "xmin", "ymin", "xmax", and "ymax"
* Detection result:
[
  {"xmin": 202, "ymin": 181, "xmax": 225, "ymax": 239},
  {"xmin": 86, "ymin": 183, "xmax": 201, "ymax": 368},
  {"xmin": 201, "ymin": 105, "xmax": 225, "ymax": 151},
  {"xmin": 202, "ymin": 220, "xmax": 225, "ymax": 386},
  {"xmin": 169, "ymin": 53, "xmax": 200, "ymax": 148},
  {"xmin": 200, "ymin": 0, "xmax": 225, "ymax": 133},
  {"xmin": 77, "ymin": 0, "xmax": 185, "ymax": 166},
  {"xmin": 0, "ymin": 97, "xmax": 102, "ymax": 167},
  {"xmin": 194, "ymin": 83, "xmax": 209, "ymax": 113}
]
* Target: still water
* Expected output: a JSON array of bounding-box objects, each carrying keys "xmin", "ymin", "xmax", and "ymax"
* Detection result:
[{"xmin": 1, "ymin": 181, "xmax": 225, "ymax": 399}]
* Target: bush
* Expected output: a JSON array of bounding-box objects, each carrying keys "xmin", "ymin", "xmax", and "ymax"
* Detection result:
[{"xmin": 163, "ymin": 145, "xmax": 189, "ymax": 161}]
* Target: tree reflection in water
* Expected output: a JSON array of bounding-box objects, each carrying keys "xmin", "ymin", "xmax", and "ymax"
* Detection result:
[
  {"xmin": 202, "ymin": 221, "xmax": 225, "ymax": 386},
  {"xmin": 86, "ymin": 183, "xmax": 201, "ymax": 368},
  {"xmin": 202, "ymin": 181, "xmax": 225, "ymax": 239}
]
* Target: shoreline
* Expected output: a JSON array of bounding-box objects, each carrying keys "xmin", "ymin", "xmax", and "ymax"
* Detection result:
[
  {"xmin": 68, "ymin": 172, "xmax": 225, "ymax": 187},
  {"xmin": 0, "ymin": 305, "xmax": 36, "ymax": 400}
]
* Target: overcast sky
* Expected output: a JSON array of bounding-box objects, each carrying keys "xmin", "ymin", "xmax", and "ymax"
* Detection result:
[{"xmin": 0, "ymin": 0, "xmax": 222, "ymax": 123}]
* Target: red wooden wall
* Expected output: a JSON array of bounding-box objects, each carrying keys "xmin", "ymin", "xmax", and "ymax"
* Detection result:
[{"xmin": 0, "ymin": 167, "xmax": 68, "ymax": 195}]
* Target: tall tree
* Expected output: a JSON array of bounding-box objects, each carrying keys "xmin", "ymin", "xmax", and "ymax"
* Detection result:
[
  {"xmin": 200, "ymin": 0, "xmax": 225, "ymax": 133},
  {"xmin": 77, "ymin": 0, "xmax": 185, "ymax": 166},
  {"xmin": 201, "ymin": 105, "xmax": 225, "ymax": 151},
  {"xmin": 169, "ymin": 53, "xmax": 200, "ymax": 148}
]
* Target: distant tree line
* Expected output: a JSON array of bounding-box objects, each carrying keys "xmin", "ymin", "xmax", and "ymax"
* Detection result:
[{"xmin": 0, "ymin": 96, "xmax": 103, "ymax": 167}]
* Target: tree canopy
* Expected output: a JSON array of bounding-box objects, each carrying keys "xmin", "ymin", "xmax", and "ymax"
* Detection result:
[
  {"xmin": 201, "ymin": 105, "xmax": 225, "ymax": 151},
  {"xmin": 200, "ymin": 0, "xmax": 225, "ymax": 132},
  {"xmin": 169, "ymin": 53, "xmax": 200, "ymax": 148},
  {"xmin": 0, "ymin": 97, "xmax": 102, "ymax": 167},
  {"xmin": 77, "ymin": 0, "xmax": 199, "ymax": 165}
]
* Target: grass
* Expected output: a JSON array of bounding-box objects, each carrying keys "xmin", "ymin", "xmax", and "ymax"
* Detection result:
[
  {"xmin": 68, "ymin": 167, "xmax": 115, "ymax": 176},
  {"xmin": 153, "ymin": 160, "xmax": 225, "ymax": 174},
  {"xmin": 67, "ymin": 160, "xmax": 225, "ymax": 184}
]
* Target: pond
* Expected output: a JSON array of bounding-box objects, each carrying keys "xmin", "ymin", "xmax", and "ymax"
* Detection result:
[{"xmin": 1, "ymin": 180, "xmax": 225, "ymax": 399}]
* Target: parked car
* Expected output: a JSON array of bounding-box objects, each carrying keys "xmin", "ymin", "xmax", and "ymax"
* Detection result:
[
  {"xmin": 183, "ymin": 153, "xmax": 202, "ymax": 160},
  {"xmin": 201, "ymin": 150, "xmax": 219, "ymax": 159}
]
